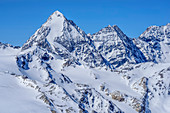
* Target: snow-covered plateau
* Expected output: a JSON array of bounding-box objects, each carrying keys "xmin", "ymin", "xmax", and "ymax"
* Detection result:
[{"xmin": 0, "ymin": 11, "xmax": 170, "ymax": 113}]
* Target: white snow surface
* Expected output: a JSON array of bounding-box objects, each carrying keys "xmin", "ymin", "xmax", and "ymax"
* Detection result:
[{"xmin": 0, "ymin": 72, "xmax": 50, "ymax": 113}]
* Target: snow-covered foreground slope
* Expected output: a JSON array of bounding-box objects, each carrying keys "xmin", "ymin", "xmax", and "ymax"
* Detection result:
[
  {"xmin": 0, "ymin": 72, "xmax": 50, "ymax": 113},
  {"xmin": 119, "ymin": 62, "xmax": 170, "ymax": 113},
  {"xmin": 0, "ymin": 11, "xmax": 170, "ymax": 113}
]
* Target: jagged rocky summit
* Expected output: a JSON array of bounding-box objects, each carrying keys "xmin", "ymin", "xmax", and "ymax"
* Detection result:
[{"xmin": 0, "ymin": 11, "xmax": 170, "ymax": 113}]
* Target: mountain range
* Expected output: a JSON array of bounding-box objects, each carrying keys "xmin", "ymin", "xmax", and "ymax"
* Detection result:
[{"xmin": 0, "ymin": 11, "xmax": 170, "ymax": 113}]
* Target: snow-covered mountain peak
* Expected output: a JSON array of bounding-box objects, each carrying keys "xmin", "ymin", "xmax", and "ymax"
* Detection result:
[
  {"xmin": 87, "ymin": 33, "xmax": 91, "ymax": 36},
  {"xmin": 45, "ymin": 10, "xmax": 65, "ymax": 25},
  {"xmin": 166, "ymin": 23, "xmax": 170, "ymax": 26},
  {"xmin": 47, "ymin": 10, "xmax": 64, "ymax": 19},
  {"xmin": 0, "ymin": 42, "xmax": 20, "ymax": 49},
  {"xmin": 92, "ymin": 25, "xmax": 147, "ymax": 67},
  {"xmin": 92, "ymin": 25, "xmax": 116, "ymax": 39},
  {"xmin": 139, "ymin": 24, "xmax": 170, "ymax": 41},
  {"xmin": 0, "ymin": 42, "xmax": 20, "ymax": 55},
  {"xmin": 53, "ymin": 10, "xmax": 63, "ymax": 16},
  {"xmin": 112, "ymin": 25, "xmax": 118, "ymax": 27},
  {"xmin": 134, "ymin": 23, "xmax": 170, "ymax": 62},
  {"xmin": 110, "ymin": 24, "xmax": 119, "ymax": 28},
  {"xmin": 92, "ymin": 24, "xmax": 126, "ymax": 41},
  {"xmin": 107, "ymin": 24, "xmax": 111, "ymax": 27},
  {"xmin": 21, "ymin": 10, "xmax": 87, "ymax": 53}
]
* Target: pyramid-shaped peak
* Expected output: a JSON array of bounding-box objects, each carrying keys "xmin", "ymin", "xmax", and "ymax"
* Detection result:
[
  {"xmin": 92, "ymin": 24, "xmax": 124, "ymax": 36},
  {"xmin": 105, "ymin": 24, "xmax": 119, "ymax": 29},
  {"xmin": 106, "ymin": 25, "xmax": 118, "ymax": 28},
  {"xmin": 107, "ymin": 25, "xmax": 111, "ymax": 27},
  {"xmin": 53, "ymin": 10, "xmax": 63, "ymax": 16},
  {"xmin": 22, "ymin": 10, "xmax": 87, "ymax": 51},
  {"xmin": 112, "ymin": 25, "xmax": 118, "ymax": 28},
  {"xmin": 87, "ymin": 33, "xmax": 91, "ymax": 36},
  {"xmin": 112, "ymin": 25, "xmax": 125, "ymax": 34},
  {"xmin": 105, "ymin": 24, "xmax": 119, "ymax": 28},
  {"xmin": 46, "ymin": 10, "xmax": 65, "ymax": 23},
  {"xmin": 50, "ymin": 10, "xmax": 65, "ymax": 18}
]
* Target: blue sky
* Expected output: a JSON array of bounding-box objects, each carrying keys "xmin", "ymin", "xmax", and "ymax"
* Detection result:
[{"xmin": 0, "ymin": 0, "xmax": 170, "ymax": 46}]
